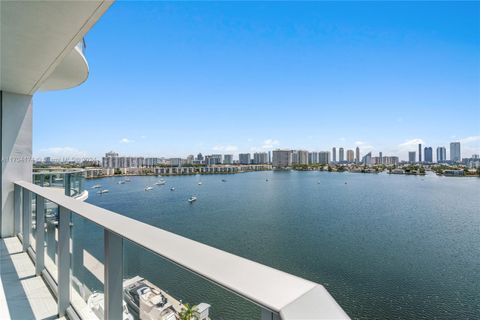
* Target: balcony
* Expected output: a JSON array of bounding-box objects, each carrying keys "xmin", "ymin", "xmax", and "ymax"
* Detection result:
[
  {"xmin": 33, "ymin": 169, "xmax": 88, "ymax": 200},
  {"xmin": 0, "ymin": 181, "xmax": 350, "ymax": 320},
  {"xmin": 38, "ymin": 39, "xmax": 89, "ymax": 92}
]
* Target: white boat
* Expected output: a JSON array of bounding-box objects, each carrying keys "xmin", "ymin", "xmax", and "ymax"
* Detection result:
[
  {"xmin": 198, "ymin": 182, "xmax": 202, "ymax": 185},
  {"xmin": 97, "ymin": 189, "xmax": 109, "ymax": 194},
  {"xmin": 124, "ymin": 178, "xmax": 131, "ymax": 182},
  {"xmin": 145, "ymin": 186, "xmax": 153, "ymax": 191},
  {"xmin": 155, "ymin": 180, "xmax": 166, "ymax": 185},
  {"xmin": 123, "ymin": 276, "xmax": 210, "ymax": 320},
  {"xmin": 118, "ymin": 180, "xmax": 126, "ymax": 184},
  {"xmin": 170, "ymin": 187, "xmax": 175, "ymax": 191},
  {"xmin": 87, "ymin": 292, "xmax": 133, "ymax": 320},
  {"xmin": 188, "ymin": 196, "xmax": 197, "ymax": 203},
  {"xmin": 92, "ymin": 184, "xmax": 102, "ymax": 189}
]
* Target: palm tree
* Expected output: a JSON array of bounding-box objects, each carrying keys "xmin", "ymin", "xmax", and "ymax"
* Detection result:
[{"xmin": 179, "ymin": 303, "xmax": 199, "ymax": 320}]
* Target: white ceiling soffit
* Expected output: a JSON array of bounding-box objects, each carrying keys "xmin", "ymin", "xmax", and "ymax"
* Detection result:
[{"xmin": 0, "ymin": 0, "xmax": 114, "ymax": 95}]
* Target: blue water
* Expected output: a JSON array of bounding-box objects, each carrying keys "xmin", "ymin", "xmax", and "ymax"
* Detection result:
[{"xmin": 82, "ymin": 171, "xmax": 480, "ymax": 319}]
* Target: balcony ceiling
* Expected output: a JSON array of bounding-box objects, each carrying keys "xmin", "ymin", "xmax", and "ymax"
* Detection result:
[{"xmin": 0, "ymin": 1, "xmax": 113, "ymax": 95}]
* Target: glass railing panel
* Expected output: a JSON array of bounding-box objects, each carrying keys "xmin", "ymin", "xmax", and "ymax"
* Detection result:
[
  {"xmin": 70, "ymin": 213, "xmax": 105, "ymax": 318},
  {"xmin": 44, "ymin": 200, "xmax": 58, "ymax": 281},
  {"xmin": 123, "ymin": 240, "xmax": 260, "ymax": 320},
  {"xmin": 30, "ymin": 193, "xmax": 37, "ymax": 251}
]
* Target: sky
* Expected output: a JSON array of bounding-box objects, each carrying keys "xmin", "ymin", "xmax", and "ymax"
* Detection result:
[{"xmin": 34, "ymin": 1, "xmax": 480, "ymax": 161}]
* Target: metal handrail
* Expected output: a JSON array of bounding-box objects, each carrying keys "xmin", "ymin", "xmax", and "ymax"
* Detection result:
[{"xmin": 15, "ymin": 180, "xmax": 349, "ymax": 320}]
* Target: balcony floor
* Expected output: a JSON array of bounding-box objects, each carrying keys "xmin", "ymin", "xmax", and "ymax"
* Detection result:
[{"xmin": 0, "ymin": 237, "xmax": 62, "ymax": 320}]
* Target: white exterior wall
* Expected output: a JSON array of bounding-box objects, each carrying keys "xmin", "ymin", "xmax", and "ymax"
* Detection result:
[{"xmin": 1, "ymin": 91, "xmax": 33, "ymax": 237}]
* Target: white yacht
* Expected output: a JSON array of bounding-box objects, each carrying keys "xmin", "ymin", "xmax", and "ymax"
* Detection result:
[
  {"xmin": 188, "ymin": 196, "xmax": 197, "ymax": 203},
  {"xmin": 118, "ymin": 180, "xmax": 126, "ymax": 184},
  {"xmin": 125, "ymin": 177, "xmax": 131, "ymax": 182},
  {"xmin": 145, "ymin": 186, "xmax": 154, "ymax": 191},
  {"xmin": 92, "ymin": 184, "xmax": 102, "ymax": 189},
  {"xmin": 97, "ymin": 189, "xmax": 109, "ymax": 194},
  {"xmin": 123, "ymin": 276, "xmax": 210, "ymax": 320},
  {"xmin": 170, "ymin": 187, "xmax": 175, "ymax": 191},
  {"xmin": 155, "ymin": 180, "xmax": 166, "ymax": 185},
  {"xmin": 198, "ymin": 182, "xmax": 202, "ymax": 185},
  {"xmin": 87, "ymin": 292, "xmax": 133, "ymax": 320}
]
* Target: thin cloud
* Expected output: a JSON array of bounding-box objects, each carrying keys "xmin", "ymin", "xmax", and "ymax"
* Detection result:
[
  {"xmin": 212, "ymin": 145, "xmax": 238, "ymax": 152},
  {"xmin": 459, "ymin": 135, "xmax": 480, "ymax": 144},
  {"xmin": 35, "ymin": 146, "xmax": 89, "ymax": 159},
  {"xmin": 120, "ymin": 138, "xmax": 134, "ymax": 144},
  {"xmin": 262, "ymin": 139, "xmax": 280, "ymax": 149}
]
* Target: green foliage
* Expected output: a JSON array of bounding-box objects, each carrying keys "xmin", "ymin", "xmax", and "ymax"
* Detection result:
[{"xmin": 179, "ymin": 304, "xmax": 199, "ymax": 320}]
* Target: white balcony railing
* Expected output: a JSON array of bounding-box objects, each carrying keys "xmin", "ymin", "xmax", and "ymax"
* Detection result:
[{"xmin": 14, "ymin": 180, "xmax": 349, "ymax": 320}]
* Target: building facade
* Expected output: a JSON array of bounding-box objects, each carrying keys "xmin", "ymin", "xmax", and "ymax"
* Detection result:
[
  {"xmin": 272, "ymin": 150, "xmax": 292, "ymax": 168},
  {"xmin": 424, "ymin": 147, "xmax": 433, "ymax": 163},
  {"xmin": 239, "ymin": 153, "xmax": 251, "ymax": 165},
  {"xmin": 450, "ymin": 142, "xmax": 461, "ymax": 162},
  {"xmin": 436, "ymin": 147, "xmax": 447, "ymax": 163},
  {"xmin": 253, "ymin": 152, "xmax": 268, "ymax": 164},
  {"xmin": 408, "ymin": 151, "xmax": 416, "ymax": 163},
  {"xmin": 346, "ymin": 150, "xmax": 354, "ymax": 163}
]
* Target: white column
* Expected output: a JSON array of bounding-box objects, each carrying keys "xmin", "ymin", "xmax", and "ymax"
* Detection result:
[{"xmin": 1, "ymin": 91, "xmax": 33, "ymax": 237}]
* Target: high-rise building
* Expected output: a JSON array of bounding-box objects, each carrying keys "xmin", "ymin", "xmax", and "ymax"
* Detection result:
[
  {"xmin": 339, "ymin": 148, "xmax": 345, "ymax": 162},
  {"xmin": 239, "ymin": 153, "xmax": 251, "ymax": 165},
  {"xmin": 318, "ymin": 151, "xmax": 330, "ymax": 164},
  {"xmin": 346, "ymin": 150, "xmax": 354, "ymax": 163},
  {"xmin": 291, "ymin": 151, "xmax": 299, "ymax": 164},
  {"xmin": 362, "ymin": 152, "xmax": 372, "ymax": 165},
  {"xmin": 272, "ymin": 150, "xmax": 292, "ymax": 168},
  {"xmin": 424, "ymin": 147, "xmax": 433, "ymax": 163},
  {"xmin": 308, "ymin": 152, "xmax": 318, "ymax": 164},
  {"xmin": 253, "ymin": 152, "xmax": 268, "ymax": 164},
  {"xmin": 436, "ymin": 147, "xmax": 447, "ymax": 163},
  {"xmin": 268, "ymin": 151, "xmax": 272, "ymax": 164},
  {"xmin": 298, "ymin": 150, "xmax": 309, "ymax": 165},
  {"xmin": 205, "ymin": 154, "xmax": 222, "ymax": 165},
  {"xmin": 355, "ymin": 147, "xmax": 360, "ymax": 164},
  {"xmin": 223, "ymin": 154, "xmax": 233, "ymax": 164},
  {"xmin": 332, "ymin": 147, "xmax": 337, "ymax": 163},
  {"xmin": 196, "ymin": 153, "xmax": 204, "ymax": 161},
  {"xmin": 408, "ymin": 151, "xmax": 416, "ymax": 163},
  {"xmin": 450, "ymin": 142, "xmax": 461, "ymax": 162},
  {"xmin": 379, "ymin": 152, "xmax": 383, "ymax": 164},
  {"xmin": 418, "ymin": 144, "xmax": 422, "ymax": 162}
]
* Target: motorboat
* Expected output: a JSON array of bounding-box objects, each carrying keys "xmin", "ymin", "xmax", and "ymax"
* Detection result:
[
  {"xmin": 198, "ymin": 182, "xmax": 202, "ymax": 185},
  {"xmin": 118, "ymin": 180, "xmax": 126, "ymax": 184},
  {"xmin": 123, "ymin": 276, "xmax": 210, "ymax": 320},
  {"xmin": 155, "ymin": 180, "xmax": 166, "ymax": 185},
  {"xmin": 92, "ymin": 184, "xmax": 102, "ymax": 189},
  {"xmin": 97, "ymin": 189, "xmax": 109, "ymax": 194},
  {"xmin": 221, "ymin": 179, "xmax": 227, "ymax": 182},
  {"xmin": 145, "ymin": 186, "xmax": 154, "ymax": 191},
  {"xmin": 125, "ymin": 178, "xmax": 131, "ymax": 182},
  {"xmin": 170, "ymin": 187, "xmax": 175, "ymax": 191},
  {"xmin": 188, "ymin": 196, "xmax": 197, "ymax": 203},
  {"xmin": 87, "ymin": 292, "xmax": 133, "ymax": 320}
]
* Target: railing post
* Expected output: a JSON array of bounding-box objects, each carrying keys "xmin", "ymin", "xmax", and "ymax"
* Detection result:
[
  {"xmin": 104, "ymin": 229, "xmax": 124, "ymax": 320},
  {"xmin": 64, "ymin": 173, "xmax": 71, "ymax": 196},
  {"xmin": 58, "ymin": 206, "xmax": 71, "ymax": 317},
  {"xmin": 14, "ymin": 185, "xmax": 22, "ymax": 235},
  {"xmin": 22, "ymin": 188, "xmax": 31, "ymax": 251},
  {"xmin": 261, "ymin": 309, "xmax": 280, "ymax": 320},
  {"xmin": 35, "ymin": 196, "xmax": 45, "ymax": 276}
]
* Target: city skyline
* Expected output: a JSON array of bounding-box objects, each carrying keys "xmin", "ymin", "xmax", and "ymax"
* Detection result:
[
  {"xmin": 38, "ymin": 139, "xmax": 479, "ymax": 165},
  {"xmin": 32, "ymin": 2, "xmax": 479, "ymax": 160}
]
